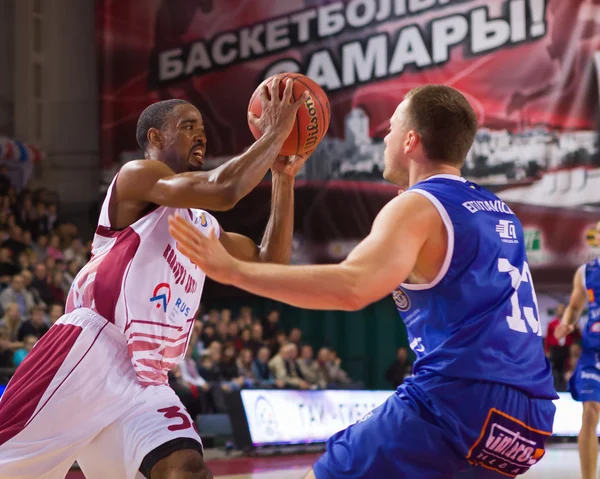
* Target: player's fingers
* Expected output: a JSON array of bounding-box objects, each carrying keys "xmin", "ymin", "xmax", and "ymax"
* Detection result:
[
  {"xmin": 248, "ymin": 112, "xmax": 261, "ymax": 128},
  {"xmin": 169, "ymin": 216, "xmax": 199, "ymax": 246},
  {"xmin": 177, "ymin": 242, "xmax": 200, "ymax": 263},
  {"xmin": 293, "ymin": 91, "xmax": 310, "ymax": 108},
  {"xmin": 282, "ymin": 79, "xmax": 294, "ymax": 103},
  {"xmin": 209, "ymin": 226, "xmax": 219, "ymax": 240},
  {"xmin": 258, "ymin": 83, "xmax": 271, "ymax": 106},
  {"xmin": 270, "ymin": 76, "xmax": 281, "ymax": 103}
]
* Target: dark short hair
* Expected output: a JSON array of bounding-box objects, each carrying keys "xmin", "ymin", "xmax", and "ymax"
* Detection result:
[
  {"xmin": 136, "ymin": 99, "xmax": 190, "ymax": 151},
  {"xmin": 404, "ymin": 85, "xmax": 478, "ymax": 166}
]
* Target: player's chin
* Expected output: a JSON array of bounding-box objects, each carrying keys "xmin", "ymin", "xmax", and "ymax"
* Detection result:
[{"xmin": 187, "ymin": 158, "xmax": 205, "ymax": 171}]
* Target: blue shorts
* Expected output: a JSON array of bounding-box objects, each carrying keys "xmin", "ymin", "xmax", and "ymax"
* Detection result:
[
  {"xmin": 313, "ymin": 373, "xmax": 556, "ymax": 479},
  {"xmin": 569, "ymin": 350, "xmax": 600, "ymax": 403}
]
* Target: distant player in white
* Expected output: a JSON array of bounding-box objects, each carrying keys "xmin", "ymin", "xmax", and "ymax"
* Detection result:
[{"xmin": 0, "ymin": 77, "xmax": 309, "ymax": 479}]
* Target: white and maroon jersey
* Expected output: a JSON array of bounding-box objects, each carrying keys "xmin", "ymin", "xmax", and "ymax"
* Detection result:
[{"xmin": 65, "ymin": 173, "xmax": 219, "ymax": 386}]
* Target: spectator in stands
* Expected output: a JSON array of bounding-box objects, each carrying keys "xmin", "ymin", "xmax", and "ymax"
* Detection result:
[
  {"xmin": 178, "ymin": 340, "xmax": 211, "ymax": 415},
  {"xmin": 64, "ymin": 259, "xmax": 80, "ymax": 287},
  {"xmin": 215, "ymin": 320, "xmax": 228, "ymax": 343},
  {"xmin": 253, "ymin": 346, "xmax": 281, "ymax": 388},
  {"xmin": 12, "ymin": 334, "xmax": 37, "ymax": 367},
  {"xmin": 297, "ymin": 344, "xmax": 319, "ymax": 386},
  {"xmin": 201, "ymin": 323, "xmax": 217, "ymax": 348},
  {"xmin": 20, "ymin": 270, "xmax": 43, "ymax": 307},
  {"xmin": 262, "ymin": 309, "xmax": 280, "ymax": 341},
  {"xmin": 248, "ymin": 322, "xmax": 264, "ymax": 355},
  {"xmin": 238, "ymin": 306, "xmax": 253, "ymax": 329},
  {"xmin": 206, "ymin": 309, "xmax": 220, "ymax": 325},
  {"xmin": 271, "ymin": 330, "xmax": 288, "ymax": 356},
  {"xmin": 0, "ymin": 248, "xmax": 18, "ymax": 277},
  {"xmin": 546, "ymin": 303, "xmax": 580, "ymax": 390},
  {"xmin": 192, "ymin": 320, "xmax": 205, "ymax": 357},
  {"xmin": 289, "ymin": 327, "xmax": 302, "ymax": 349},
  {"xmin": 238, "ymin": 327, "xmax": 252, "ymax": 351},
  {"xmin": 46, "ymin": 235, "xmax": 64, "ymax": 261},
  {"xmin": 31, "ymin": 263, "xmax": 54, "ymax": 306},
  {"xmin": 269, "ymin": 343, "xmax": 311, "ymax": 389},
  {"xmin": 17, "ymin": 305, "xmax": 49, "ymax": 341},
  {"xmin": 314, "ymin": 347, "xmax": 353, "ymax": 389},
  {"xmin": 33, "ymin": 235, "xmax": 48, "ymax": 262},
  {"xmin": 48, "ymin": 270, "xmax": 67, "ymax": 304},
  {"xmin": 0, "ymin": 303, "xmax": 22, "ymax": 341},
  {"xmin": 48, "ymin": 303, "xmax": 64, "ymax": 324},
  {"xmin": 220, "ymin": 308, "xmax": 232, "ymax": 324},
  {"xmin": 385, "ymin": 347, "xmax": 412, "ymax": 388},
  {"xmin": 0, "ymin": 325, "xmax": 19, "ymax": 368},
  {"xmin": 2, "ymin": 226, "xmax": 27, "ymax": 258},
  {"xmin": 63, "ymin": 238, "xmax": 86, "ymax": 268},
  {"xmin": 0, "ymin": 274, "xmax": 35, "ymax": 316},
  {"xmin": 328, "ymin": 349, "xmax": 352, "ymax": 386},
  {"xmin": 220, "ymin": 343, "xmax": 246, "ymax": 390},
  {"xmin": 236, "ymin": 348, "xmax": 256, "ymax": 387},
  {"xmin": 226, "ymin": 321, "xmax": 240, "ymax": 349}
]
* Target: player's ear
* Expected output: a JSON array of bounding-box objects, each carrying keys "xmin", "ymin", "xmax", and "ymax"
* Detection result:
[
  {"xmin": 147, "ymin": 128, "xmax": 162, "ymax": 149},
  {"xmin": 404, "ymin": 130, "xmax": 419, "ymax": 154}
]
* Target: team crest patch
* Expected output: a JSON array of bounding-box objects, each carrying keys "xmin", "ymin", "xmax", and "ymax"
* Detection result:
[
  {"xmin": 467, "ymin": 409, "xmax": 550, "ymax": 477},
  {"xmin": 393, "ymin": 288, "xmax": 411, "ymax": 312}
]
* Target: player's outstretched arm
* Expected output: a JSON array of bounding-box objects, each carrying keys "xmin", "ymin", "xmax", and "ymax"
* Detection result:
[
  {"xmin": 117, "ymin": 77, "xmax": 308, "ymax": 211},
  {"xmin": 218, "ymin": 152, "xmax": 312, "ymax": 264},
  {"xmin": 556, "ymin": 266, "xmax": 588, "ymax": 339},
  {"xmin": 169, "ymin": 192, "xmax": 439, "ymax": 311}
]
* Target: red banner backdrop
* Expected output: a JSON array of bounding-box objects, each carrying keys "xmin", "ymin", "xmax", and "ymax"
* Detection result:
[{"xmin": 96, "ymin": 0, "xmax": 600, "ymax": 290}]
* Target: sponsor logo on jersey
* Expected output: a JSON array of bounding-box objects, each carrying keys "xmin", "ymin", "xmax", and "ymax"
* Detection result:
[
  {"xmin": 496, "ymin": 220, "xmax": 518, "ymax": 243},
  {"xmin": 462, "ymin": 200, "xmax": 514, "ymax": 215},
  {"xmin": 589, "ymin": 289, "xmax": 596, "ymax": 304},
  {"xmin": 581, "ymin": 370, "xmax": 600, "ymax": 382},
  {"xmin": 409, "ymin": 336, "xmax": 425, "ymax": 353},
  {"xmin": 467, "ymin": 409, "xmax": 550, "ymax": 477},
  {"xmin": 393, "ymin": 288, "xmax": 411, "ymax": 312},
  {"xmin": 150, "ymin": 283, "xmax": 171, "ymax": 312}
]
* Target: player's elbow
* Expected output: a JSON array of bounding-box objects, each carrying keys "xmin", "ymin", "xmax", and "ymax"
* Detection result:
[
  {"xmin": 343, "ymin": 284, "xmax": 369, "ymax": 311},
  {"xmin": 210, "ymin": 183, "xmax": 240, "ymax": 211}
]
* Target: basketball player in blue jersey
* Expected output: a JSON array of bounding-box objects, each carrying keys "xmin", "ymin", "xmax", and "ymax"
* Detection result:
[
  {"xmin": 169, "ymin": 85, "xmax": 558, "ymax": 478},
  {"xmin": 556, "ymin": 221, "xmax": 600, "ymax": 479}
]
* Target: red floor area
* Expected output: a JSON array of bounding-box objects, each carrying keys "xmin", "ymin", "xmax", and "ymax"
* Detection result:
[{"xmin": 65, "ymin": 453, "xmax": 320, "ymax": 477}]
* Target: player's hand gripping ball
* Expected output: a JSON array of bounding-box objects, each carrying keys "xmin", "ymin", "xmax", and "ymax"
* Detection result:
[{"xmin": 248, "ymin": 73, "xmax": 331, "ymax": 156}]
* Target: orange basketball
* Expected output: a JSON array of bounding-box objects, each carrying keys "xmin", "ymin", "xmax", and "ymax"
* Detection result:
[{"xmin": 248, "ymin": 73, "xmax": 331, "ymax": 156}]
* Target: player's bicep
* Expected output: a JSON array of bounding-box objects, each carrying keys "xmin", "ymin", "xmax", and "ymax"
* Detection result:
[
  {"xmin": 219, "ymin": 230, "xmax": 260, "ymax": 262},
  {"xmin": 341, "ymin": 193, "xmax": 437, "ymax": 305}
]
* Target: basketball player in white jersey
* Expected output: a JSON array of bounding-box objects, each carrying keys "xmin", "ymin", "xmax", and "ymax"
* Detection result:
[{"xmin": 0, "ymin": 77, "xmax": 309, "ymax": 479}]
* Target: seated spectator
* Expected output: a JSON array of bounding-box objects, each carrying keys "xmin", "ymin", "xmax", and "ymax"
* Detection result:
[
  {"xmin": 385, "ymin": 347, "xmax": 412, "ymax": 388},
  {"xmin": 262, "ymin": 309, "xmax": 281, "ymax": 341},
  {"xmin": 0, "ymin": 303, "xmax": 23, "ymax": 341},
  {"xmin": 0, "ymin": 325, "xmax": 20, "ymax": 368},
  {"xmin": 297, "ymin": 344, "xmax": 319, "ymax": 386},
  {"xmin": 289, "ymin": 327, "xmax": 303, "ymax": 349},
  {"xmin": 236, "ymin": 348, "xmax": 256, "ymax": 387},
  {"xmin": 220, "ymin": 343, "xmax": 246, "ymax": 390},
  {"xmin": 206, "ymin": 309, "xmax": 220, "ymax": 325},
  {"xmin": 215, "ymin": 321, "xmax": 228, "ymax": 343},
  {"xmin": 270, "ymin": 330, "xmax": 288, "ymax": 356},
  {"xmin": 33, "ymin": 235, "xmax": 48, "ymax": 262},
  {"xmin": 20, "ymin": 270, "xmax": 44, "ymax": 307},
  {"xmin": 315, "ymin": 348, "xmax": 353, "ymax": 389},
  {"xmin": 48, "ymin": 270, "xmax": 66, "ymax": 304},
  {"xmin": 269, "ymin": 343, "xmax": 311, "ymax": 390},
  {"xmin": 191, "ymin": 320, "xmax": 205, "ymax": 357},
  {"xmin": 2, "ymin": 226, "xmax": 27, "ymax": 258},
  {"xmin": 63, "ymin": 238, "xmax": 86, "ymax": 268},
  {"xmin": 238, "ymin": 327, "xmax": 252, "ymax": 351},
  {"xmin": 220, "ymin": 308, "xmax": 232, "ymax": 324},
  {"xmin": 226, "ymin": 321, "xmax": 240, "ymax": 349},
  {"xmin": 238, "ymin": 306, "xmax": 253, "ymax": 329},
  {"xmin": 178, "ymin": 341, "xmax": 211, "ymax": 415},
  {"xmin": 0, "ymin": 248, "xmax": 18, "ymax": 277},
  {"xmin": 253, "ymin": 346, "xmax": 281, "ymax": 388},
  {"xmin": 13, "ymin": 334, "xmax": 37, "ymax": 366},
  {"xmin": 31, "ymin": 263, "xmax": 54, "ymax": 306},
  {"xmin": 248, "ymin": 322, "xmax": 264, "ymax": 356},
  {"xmin": 64, "ymin": 259, "xmax": 80, "ymax": 287},
  {"xmin": 48, "ymin": 303, "xmax": 64, "ymax": 325},
  {"xmin": 17, "ymin": 305, "xmax": 49, "ymax": 341},
  {"xmin": 200, "ymin": 323, "xmax": 217, "ymax": 348},
  {"xmin": 0, "ymin": 274, "xmax": 35, "ymax": 317}
]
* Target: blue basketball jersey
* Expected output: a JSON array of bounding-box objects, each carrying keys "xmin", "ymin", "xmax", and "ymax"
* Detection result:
[
  {"xmin": 582, "ymin": 260, "xmax": 600, "ymax": 351},
  {"xmin": 393, "ymin": 174, "xmax": 556, "ymax": 400}
]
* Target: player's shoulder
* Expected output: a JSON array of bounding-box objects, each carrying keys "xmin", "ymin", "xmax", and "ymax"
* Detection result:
[{"xmin": 119, "ymin": 159, "xmax": 172, "ymax": 176}]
